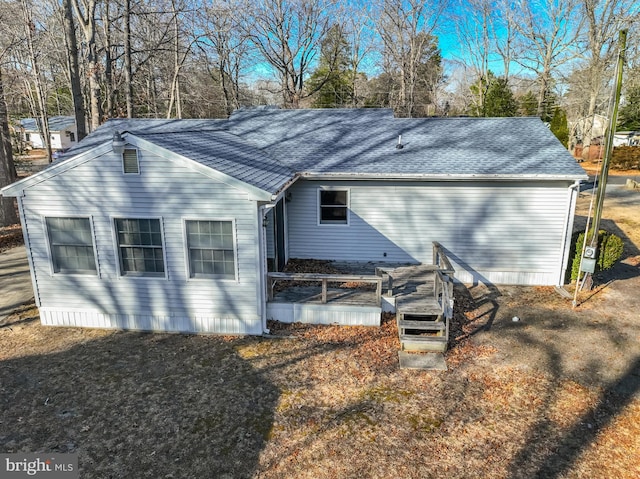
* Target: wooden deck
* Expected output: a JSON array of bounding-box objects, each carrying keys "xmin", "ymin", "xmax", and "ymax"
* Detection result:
[
  {"xmin": 267, "ymin": 243, "xmax": 455, "ymax": 352},
  {"xmin": 380, "ymin": 264, "xmax": 442, "ymax": 315}
]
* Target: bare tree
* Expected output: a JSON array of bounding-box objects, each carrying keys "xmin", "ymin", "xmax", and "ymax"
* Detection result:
[
  {"xmin": 198, "ymin": 0, "xmax": 248, "ymax": 115},
  {"xmin": 512, "ymin": 0, "xmax": 583, "ymax": 118},
  {"xmin": 20, "ymin": 0, "xmax": 53, "ymax": 163},
  {"xmin": 0, "ymin": 68, "xmax": 17, "ymax": 226},
  {"xmin": 494, "ymin": 0, "xmax": 516, "ymax": 82},
  {"xmin": 344, "ymin": 7, "xmax": 376, "ymax": 107},
  {"xmin": 243, "ymin": 0, "xmax": 334, "ymax": 108},
  {"xmin": 166, "ymin": 0, "xmax": 200, "ymax": 118},
  {"xmin": 62, "ymin": 0, "xmax": 87, "ymax": 139},
  {"xmin": 123, "ymin": 0, "xmax": 133, "ymax": 117},
  {"xmin": 581, "ymin": 0, "xmax": 638, "ymax": 117},
  {"xmin": 376, "ymin": 0, "xmax": 447, "ymax": 117},
  {"xmin": 449, "ymin": 0, "xmax": 493, "ymax": 115},
  {"xmin": 0, "ymin": 6, "xmax": 19, "ymax": 226},
  {"xmin": 71, "ymin": 0, "xmax": 100, "ymax": 130}
]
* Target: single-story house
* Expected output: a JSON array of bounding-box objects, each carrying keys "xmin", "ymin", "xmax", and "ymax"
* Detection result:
[
  {"xmin": 1, "ymin": 108, "xmax": 587, "ymax": 335},
  {"xmin": 613, "ymin": 131, "xmax": 640, "ymax": 147},
  {"xmin": 20, "ymin": 116, "xmax": 78, "ymax": 150}
]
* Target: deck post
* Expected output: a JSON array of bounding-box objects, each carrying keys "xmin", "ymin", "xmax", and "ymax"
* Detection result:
[{"xmin": 322, "ymin": 279, "xmax": 327, "ymax": 303}]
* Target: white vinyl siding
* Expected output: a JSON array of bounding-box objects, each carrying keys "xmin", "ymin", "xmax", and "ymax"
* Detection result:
[
  {"xmin": 185, "ymin": 220, "xmax": 236, "ymax": 279},
  {"xmin": 288, "ymin": 179, "xmax": 573, "ymax": 285},
  {"xmin": 19, "ymin": 146, "xmax": 262, "ymax": 334},
  {"xmin": 115, "ymin": 218, "xmax": 165, "ymax": 276},
  {"xmin": 45, "ymin": 217, "xmax": 97, "ymax": 274}
]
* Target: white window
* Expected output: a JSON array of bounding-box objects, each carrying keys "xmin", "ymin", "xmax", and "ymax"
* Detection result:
[
  {"xmin": 115, "ymin": 218, "xmax": 165, "ymax": 276},
  {"xmin": 123, "ymin": 148, "xmax": 139, "ymax": 174},
  {"xmin": 46, "ymin": 217, "xmax": 97, "ymax": 274},
  {"xmin": 185, "ymin": 220, "xmax": 236, "ymax": 279},
  {"xmin": 318, "ymin": 189, "xmax": 349, "ymax": 225}
]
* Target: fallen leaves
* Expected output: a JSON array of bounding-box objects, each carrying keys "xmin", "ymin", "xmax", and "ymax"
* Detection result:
[{"xmin": 0, "ymin": 223, "xmax": 23, "ymax": 253}]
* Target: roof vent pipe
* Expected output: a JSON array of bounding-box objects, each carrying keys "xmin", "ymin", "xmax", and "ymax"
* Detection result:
[{"xmin": 396, "ymin": 134, "xmax": 404, "ymax": 149}]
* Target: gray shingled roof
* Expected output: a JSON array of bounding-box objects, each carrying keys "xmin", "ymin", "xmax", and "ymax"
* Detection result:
[
  {"xmin": 64, "ymin": 118, "xmax": 227, "ymax": 157},
  {"xmin": 227, "ymin": 108, "xmax": 587, "ymax": 178},
  {"xmin": 20, "ymin": 116, "xmax": 76, "ymax": 132},
  {"xmin": 135, "ymin": 130, "xmax": 294, "ymax": 194},
  {"xmin": 58, "ymin": 109, "xmax": 585, "ymax": 197},
  {"xmin": 60, "ymin": 118, "xmax": 293, "ymax": 195}
]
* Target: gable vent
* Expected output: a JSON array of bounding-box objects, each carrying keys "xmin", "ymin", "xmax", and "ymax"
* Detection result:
[{"xmin": 123, "ymin": 148, "xmax": 139, "ymax": 174}]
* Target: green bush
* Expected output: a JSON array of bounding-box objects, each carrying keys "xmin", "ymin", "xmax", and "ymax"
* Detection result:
[{"xmin": 569, "ymin": 229, "xmax": 625, "ymax": 281}]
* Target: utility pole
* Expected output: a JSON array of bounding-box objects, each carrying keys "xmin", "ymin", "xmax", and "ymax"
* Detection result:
[{"xmin": 575, "ymin": 29, "xmax": 627, "ymax": 299}]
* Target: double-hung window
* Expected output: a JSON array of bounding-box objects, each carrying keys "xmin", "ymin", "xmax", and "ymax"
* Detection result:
[
  {"xmin": 318, "ymin": 189, "xmax": 349, "ymax": 225},
  {"xmin": 46, "ymin": 217, "xmax": 97, "ymax": 274},
  {"xmin": 185, "ymin": 220, "xmax": 236, "ymax": 279},
  {"xmin": 115, "ymin": 218, "xmax": 165, "ymax": 276}
]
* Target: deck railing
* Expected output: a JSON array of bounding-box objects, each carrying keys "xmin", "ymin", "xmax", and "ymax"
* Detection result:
[
  {"xmin": 432, "ymin": 242, "xmax": 455, "ymax": 318},
  {"xmin": 267, "ymin": 272, "xmax": 383, "ymax": 305},
  {"xmin": 433, "ymin": 242, "xmax": 454, "ymax": 274}
]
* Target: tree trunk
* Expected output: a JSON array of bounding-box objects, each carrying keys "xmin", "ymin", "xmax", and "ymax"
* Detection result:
[
  {"xmin": 103, "ymin": 1, "xmax": 115, "ymax": 118},
  {"xmin": 72, "ymin": 0, "xmax": 100, "ymax": 131},
  {"xmin": 0, "ymin": 69, "xmax": 18, "ymax": 227},
  {"xmin": 22, "ymin": 0, "xmax": 53, "ymax": 163},
  {"xmin": 62, "ymin": 0, "xmax": 87, "ymax": 140},
  {"xmin": 124, "ymin": 0, "xmax": 133, "ymax": 118}
]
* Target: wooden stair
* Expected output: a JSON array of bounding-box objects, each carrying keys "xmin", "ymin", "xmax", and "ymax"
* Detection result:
[
  {"xmin": 397, "ymin": 312, "xmax": 449, "ymax": 352},
  {"xmin": 380, "ymin": 258, "xmax": 453, "ymax": 356}
]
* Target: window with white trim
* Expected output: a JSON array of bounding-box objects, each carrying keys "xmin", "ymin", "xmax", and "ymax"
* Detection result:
[
  {"xmin": 318, "ymin": 189, "xmax": 349, "ymax": 225},
  {"xmin": 46, "ymin": 217, "xmax": 97, "ymax": 274},
  {"xmin": 185, "ymin": 220, "xmax": 236, "ymax": 278},
  {"xmin": 115, "ymin": 218, "xmax": 164, "ymax": 276},
  {"xmin": 123, "ymin": 148, "xmax": 139, "ymax": 174}
]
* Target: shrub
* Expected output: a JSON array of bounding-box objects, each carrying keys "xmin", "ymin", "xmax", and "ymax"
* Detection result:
[
  {"xmin": 569, "ymin": 229, "xmax": 625, "ymax": 282},
  {"xmin": 611, "ymin": 146, "xmax": 640, "ymax": 170}
]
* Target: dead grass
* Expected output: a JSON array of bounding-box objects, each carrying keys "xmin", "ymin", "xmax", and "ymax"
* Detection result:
[{"xmin": 2, "ymin": 287, "xmax": 639, "ymax": 478}]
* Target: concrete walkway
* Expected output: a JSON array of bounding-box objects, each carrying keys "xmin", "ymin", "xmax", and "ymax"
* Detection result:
[{"xmin": 0, "ymin": 246, "xmax": 34, "ymax": 321}]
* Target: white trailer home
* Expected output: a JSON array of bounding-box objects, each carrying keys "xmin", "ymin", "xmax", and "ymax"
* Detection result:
[
  {"xmin": 20, "ymin": 116, "xmax": 78, "ymax": 150},
  {"xmin": 2, "ymin": 109, "xmax": 587, "ymax": 335}
]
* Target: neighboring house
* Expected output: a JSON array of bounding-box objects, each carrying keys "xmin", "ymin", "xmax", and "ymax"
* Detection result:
[
  {"xmin": 20, "ymin": 116, "xmax": 78, "ymax": 150},
  {"xmin": 613, "ymin": 131, "xmax": 640, "ymax": 147},
  {"xmin": 1, "ymin": 109, "xmax": 587, "ymax": 335}
]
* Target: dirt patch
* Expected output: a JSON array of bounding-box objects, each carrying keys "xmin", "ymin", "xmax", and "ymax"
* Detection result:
[{"xmin": 580, "ymin": 159, "xmax": 640, "ymax": 179}]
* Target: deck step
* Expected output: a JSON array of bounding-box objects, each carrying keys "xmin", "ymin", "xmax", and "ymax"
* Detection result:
[
  {"xmin": 398, "ymin": 319, "xmax": 446, "ymax": 331},
  {"xmin": 400, "ymin": 335, "xmax": 448, "ymax": 352},
  {"xmin": 400, "ymin": 335, "xmax": 448, "ymax": 342}
]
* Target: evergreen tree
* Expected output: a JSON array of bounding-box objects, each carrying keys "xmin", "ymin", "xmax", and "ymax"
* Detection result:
[
  {"xmin": 519, "ymin": 91, "xmax": 538, "ymax": 116},
  {"xmin": 470, "ymin": 72, "xmax": 517, "ymax": 117},
  {"xmin": 484, "ymin": 77, "xmax": 518, "ymax": 117},
  {"xmin": 618, "ymin": 84, "xmax": 640, "ymax": 131},
  {"xmin": 550, "ymin": 107, "xmax": 569, "ymax": 147},
  {"xmin": 306, "ymin": 26, "xmax": 353, "ymax": 108}
]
